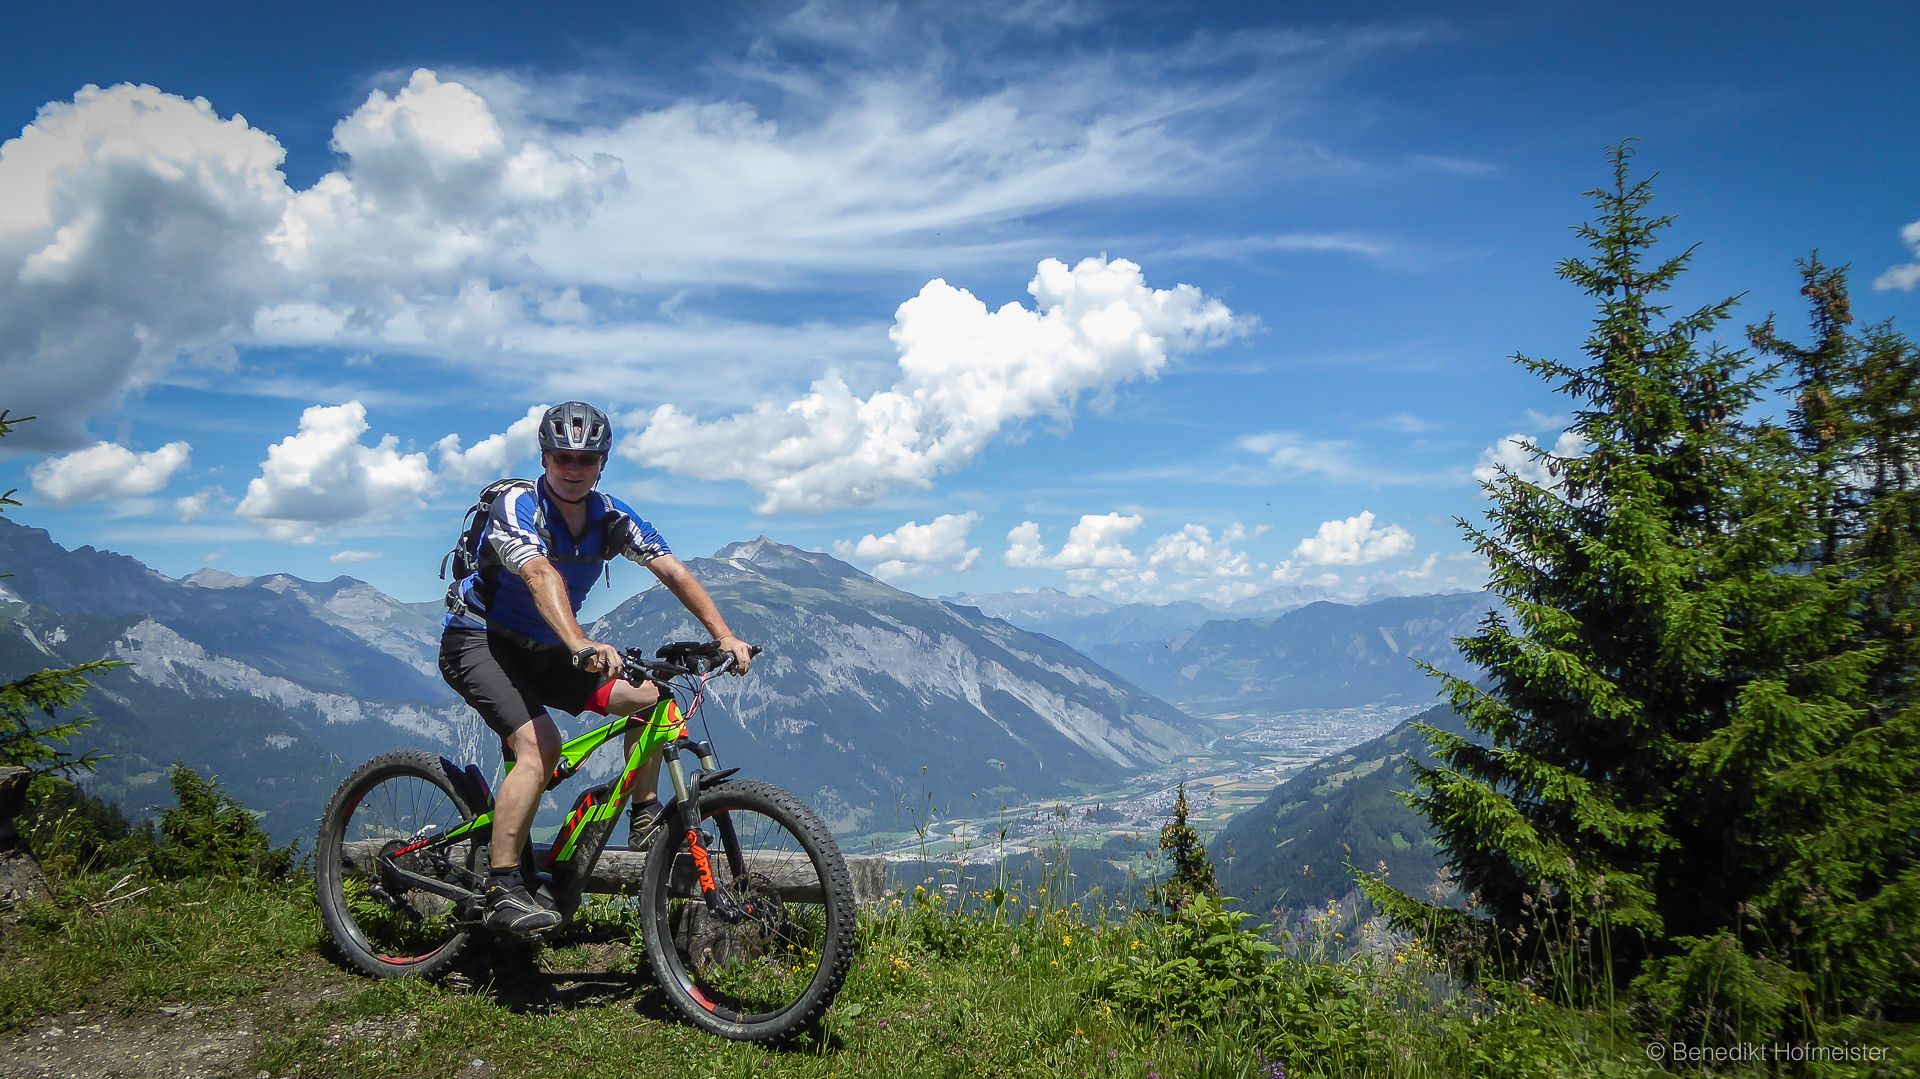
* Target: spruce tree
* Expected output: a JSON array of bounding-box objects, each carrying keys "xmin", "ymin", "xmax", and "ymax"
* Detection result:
[
  {"xmin": 1749, "ymin": 265, "xmax": 1920, "ymax": 1018},
  {"xmin": 0, "ymin": 410, "xmax": 116, "ymax": 778},
  {"xmin": 1363, "ymin": 146, "xmax": 1863, "ymax": 1039},
  {"xmin": 1151, "ymin": 782, "xmax": 1219, "ymax": 912}
]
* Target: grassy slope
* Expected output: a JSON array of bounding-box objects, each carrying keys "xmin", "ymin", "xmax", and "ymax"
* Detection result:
[
  {"xmin": 5, "ymin": 874, "xmax": 1915, "ymax": 1078},
  {"xmin": 1213, "ymin": 702, "xmax": 1469, "ymax": 915}
]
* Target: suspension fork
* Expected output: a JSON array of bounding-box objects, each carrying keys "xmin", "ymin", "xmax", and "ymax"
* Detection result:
[{"xmin": 662, "ymin": 739, "xmax": 747, "ymax": 918}]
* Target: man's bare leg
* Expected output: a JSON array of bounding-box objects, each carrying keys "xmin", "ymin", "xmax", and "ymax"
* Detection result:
[
  {"xmin": 482, "ymin": 714, "xmax": 564, "ymax": 933},
  {"xmin": 491, "ymin": 714, "xmax": 562, "ymax": 873},
  {"xmin": 605, "ymin": 679, "xmax": 663, "ymax": 839}
]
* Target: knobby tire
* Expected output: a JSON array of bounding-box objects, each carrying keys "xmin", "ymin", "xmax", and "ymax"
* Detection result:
[
  {"xmin": 639, "ymin": 779, "xmax": 858, "ymax": 1043},
  {"xmin": 315, "ymin": 750, "xmax": 481, "ymax": 979}
]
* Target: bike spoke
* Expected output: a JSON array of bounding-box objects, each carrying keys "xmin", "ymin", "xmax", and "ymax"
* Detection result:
[
  {"xmin": 321, "ymin": 760, "xmax": 477, "ymax": 972},
  {"xmin": 643, "ymin": 781, "xmax": 855, "ymax": 1040}
]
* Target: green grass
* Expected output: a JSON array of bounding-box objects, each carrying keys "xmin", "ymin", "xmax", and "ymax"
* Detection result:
[{"xmin": 2, "ymin": 873, "xmax": 1915, "ymax": 1078}]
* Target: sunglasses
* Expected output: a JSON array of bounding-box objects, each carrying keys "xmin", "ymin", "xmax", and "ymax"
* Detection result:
[{"xmin": 549, "ymin": 452, "xmax": 604, "ymax": 469}]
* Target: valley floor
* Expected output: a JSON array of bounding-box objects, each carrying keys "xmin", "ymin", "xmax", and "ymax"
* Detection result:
[{"xmin": 849, "ymin": 703, "xmax": 1423, "ymax": 864}]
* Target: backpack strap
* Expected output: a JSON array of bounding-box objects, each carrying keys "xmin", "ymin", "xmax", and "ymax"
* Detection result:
[{"xmin": 444, "ymin": 478, "xmax": 537, "ymax": 620}]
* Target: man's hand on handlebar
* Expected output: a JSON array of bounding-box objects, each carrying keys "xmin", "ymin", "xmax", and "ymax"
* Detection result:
[
  {"xmin": 718, "ymin": 635, "xmax": 754, "ymax": 675},
  {"xmin": 570, "ymin": 640, "xmax": 625, "ymax": 679}
]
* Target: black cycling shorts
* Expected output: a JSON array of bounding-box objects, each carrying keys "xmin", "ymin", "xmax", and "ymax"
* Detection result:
[{"xmin": 439, "ymin": 628, "xmax": 609, "ymax": 741}]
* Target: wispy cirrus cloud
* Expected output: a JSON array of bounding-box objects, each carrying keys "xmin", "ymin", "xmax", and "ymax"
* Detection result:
[{"xmin": 1, "ymin": 12, "xmax": 1445, "ymax": 444}]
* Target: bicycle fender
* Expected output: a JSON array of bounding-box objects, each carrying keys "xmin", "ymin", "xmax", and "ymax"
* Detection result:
[
  {"xmin": 651, "ymin": 768, "xmax": 741, "ymax": 823},
  {"xmin": 697, "ymin": 767, "xmax": 740, "ymax": 790}
]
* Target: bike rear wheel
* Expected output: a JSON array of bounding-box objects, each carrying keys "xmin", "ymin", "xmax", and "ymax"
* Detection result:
[
  {"xmin": 639, "ymin": 779, "xmax": 857, "ymax": 1043},
  {"xmin": 315, "ymin": 750, "xmax": 482, "ymax": 979}
]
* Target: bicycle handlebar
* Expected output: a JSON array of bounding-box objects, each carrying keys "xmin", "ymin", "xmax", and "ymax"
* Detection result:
[{"xmin": 621, "ymin": 640, "xmax": 762, "ymax": 684}]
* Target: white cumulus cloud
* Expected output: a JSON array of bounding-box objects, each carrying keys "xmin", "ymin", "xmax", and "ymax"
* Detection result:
[
  {"xmin": 174, "ymin": 486, "xmax": 231, "ymax": 523},
  {"xmin": 1004, "ymin": 513, "xmax": 1145, "ymax": 570},
  {"xmin": 0, "ymin": 85, "xmax": 292, "ymax": 447},
  {"xmin": 268, "ymin": 70, "xmax": 614, "ymax": 325},
  {"xmin": 1007, "ymin": 515, "xmax": 1283, "ymax": 604},
  {"xmin": 835, "ymin": 512, "xmax": 981, "ymax": 577},
  {"xmin": 628, "ymin": 257, "xmax": 1245, "ymax": 512},
  {"xmin": 434, "ymin": 404, "xmax": 549, "ymax": 485},
  {"xmin": 0, "ymin": 74, "xmax": 614, "ymax": 448},
  {"xmin": 236, "ymin": 401, "xmax": 433, "ymax": 542},
  {"xmin": 1876, "ymin": 219, "xmax": 1920, "ymax": 291},
  {"xmin": 1145, "ymin": 522, "xmax": 1266, "ymax": 579},
  {"xmin": 1473, "ymin": 430, "xmax": 1586, "ymax": 489},
  {"xmin": 1292, "ymin": 510, "xmax": 1415, "ymax": 566},
  {"xmin": 29, "ymin": 441, "xmax": 191, "ymax": 505}
]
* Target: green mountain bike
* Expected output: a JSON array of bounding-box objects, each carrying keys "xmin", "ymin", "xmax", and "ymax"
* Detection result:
[{"xmin": 314, "ymin": 642, "xmax": 857, "ymax": 1043}]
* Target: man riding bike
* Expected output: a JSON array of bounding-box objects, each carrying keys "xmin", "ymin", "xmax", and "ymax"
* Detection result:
[{"xmin": 437, "ymin": 401, "xmax": 754, "ymax": 935}]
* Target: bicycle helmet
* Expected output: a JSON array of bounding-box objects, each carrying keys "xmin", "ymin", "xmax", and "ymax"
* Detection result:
[{"xmin": 538, "ymin": 401, "xmax": 612, "ymax": 455}]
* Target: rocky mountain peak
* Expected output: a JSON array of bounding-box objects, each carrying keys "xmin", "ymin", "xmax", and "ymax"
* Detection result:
[
  {"xmin": 183, "ymin": 568, "xmax": 253, "ymax": 589},
  {"xmin": 708, "ymin": 536, "xmax": 863, "ymax": 584}
]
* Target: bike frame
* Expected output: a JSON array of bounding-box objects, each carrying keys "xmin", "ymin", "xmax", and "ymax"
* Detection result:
[{"xmin": 377, "ymin": 671, "xmax": 742, "ymax": 925}]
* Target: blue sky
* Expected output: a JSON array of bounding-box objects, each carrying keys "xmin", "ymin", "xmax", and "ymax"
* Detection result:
[{"xmin": 2, "ymin": 1, "xmax": 1917, "ymax": 618}]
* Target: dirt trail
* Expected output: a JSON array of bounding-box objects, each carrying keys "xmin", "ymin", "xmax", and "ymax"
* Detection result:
[
  {"xmin": 0, "ymin": 942, "xmax": 647, "ymax": 1078},
  {"xmin": 0, "ymin": 956, "xmax": 353, "ymax": 1079}
]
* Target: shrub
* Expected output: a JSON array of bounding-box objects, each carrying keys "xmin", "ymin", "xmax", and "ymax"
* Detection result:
[
  {"xmin": 1092, "ymin": 893, "xmax": 1281, "ymax": 1033},
  {"xmin": 150, "ymin": 765, "xmax": 297, "ymax": 881},
  {"xmin": 1632, "ymin": 931, "xmax": 1809, "ymax": 1046},
  {"xmin": 19, "ymin": 776, "xmax": 155, "ymax": 880}
]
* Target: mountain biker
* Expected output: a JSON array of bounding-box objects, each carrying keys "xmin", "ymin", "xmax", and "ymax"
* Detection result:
[{"xmin": 437, "ymin": 401, "xmax": 754, "ymax": 935}]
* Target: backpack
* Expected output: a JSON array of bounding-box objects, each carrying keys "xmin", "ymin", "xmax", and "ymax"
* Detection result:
[
  {"xmin": 440, "ymin": 478, "xmax": 536, "ymax": 614},
  {"xmin": 440, "ymin": 478, "xmax": 628, "ymax": 617}
]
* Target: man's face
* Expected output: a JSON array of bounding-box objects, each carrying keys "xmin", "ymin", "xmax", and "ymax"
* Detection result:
[{"xmin": 543, "ymin": 449, "xmax": 604, "ymax": 500}]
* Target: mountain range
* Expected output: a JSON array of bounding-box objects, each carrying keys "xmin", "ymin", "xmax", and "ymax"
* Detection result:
[
  {"xmin": 945, "ymin": 588, "xmax": 1219, "ymax": 653},
  {"xmin": 0, "ymin": 520, "xmax": 483, "ymax": 841},
  {"xmin": 3, "ymin": 517, "xmax": 1492, "ymax": 892},
  {"xmin": 1088, "ymin": 593, "xmax": 1497, "ymax": 716},
  {"xmin": 957, "ymin": 586, "xmax": 1497, "ymax": 717},
  {"xmin": 0, "ymin": 520, "xmax": 1205, "ymax": 843},
  {"xmin": 587, "ymin": 538, "xmax": 1202, "ymax": 833}
]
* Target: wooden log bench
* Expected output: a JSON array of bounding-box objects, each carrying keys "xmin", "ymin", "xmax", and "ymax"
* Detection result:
[{"xmin": 341, "ymin": 840, "xmax": 888, "ymax": 905}]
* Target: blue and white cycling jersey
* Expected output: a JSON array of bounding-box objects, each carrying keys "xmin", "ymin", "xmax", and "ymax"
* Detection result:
[{"xmin": 443, "ymin": 477, "xmax": 671, "ymax": 645}]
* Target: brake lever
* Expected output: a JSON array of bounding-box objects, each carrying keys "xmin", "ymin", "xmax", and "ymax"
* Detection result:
[{"xmin": 622, "ymin": 652, "xmax": 691, "ymax": 686}]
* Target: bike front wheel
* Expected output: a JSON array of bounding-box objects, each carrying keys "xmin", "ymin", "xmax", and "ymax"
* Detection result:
[
  {"xmin": 639, "ymin": 779, "xmax": 858, "ymax": 1043},
  {"xmin": 315, "ymin": 750, "xmax": 482, "ymax": 979}
]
